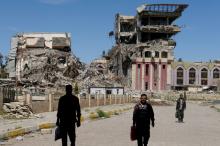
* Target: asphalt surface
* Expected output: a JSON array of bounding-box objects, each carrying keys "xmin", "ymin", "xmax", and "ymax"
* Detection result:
[{"xmin": 4, "ymin": 103, "xmax": 220, "ymax": 146}]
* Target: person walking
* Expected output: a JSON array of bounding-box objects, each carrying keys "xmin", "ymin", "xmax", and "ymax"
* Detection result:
[
  {"xmin": 56, "ymin": 85, "xmax": 81, "ymax": 146},
  {"xmin": 133, "ymin": 94, "xmax": 155, "ymax": 146},
  {"xmin": 176, "ymin": 93, "xmax": 186, "ymax": 122}
]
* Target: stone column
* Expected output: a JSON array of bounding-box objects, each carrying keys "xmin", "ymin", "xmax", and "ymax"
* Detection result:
[
  {"xmin": 131, "ymin": 64, "xmax": 136, "ymax": 90},
  {"xmin": 25, "ymin": 94, "xmax": 32, "ymax": 109},
  {"xmin": 104, "ymin": 94, "xmax": 106, "ymax": 105},
  {"xmin": 149, "ymin": 63, "xmax": 154, "ymax": 90},
  {"xmin": 158, "ymin": 64, "xmax": 162, "ymax": 91},
  {"xmin": 88, "ymin": 94, "xmax": 91, "ymax": 108},
  {"xmin": 48, "ymin": 94, "xmax": 53, "ymax": 112},
  {"xmin": 115, "ymin": 94, "xmax": 117, "ymax": 104}
]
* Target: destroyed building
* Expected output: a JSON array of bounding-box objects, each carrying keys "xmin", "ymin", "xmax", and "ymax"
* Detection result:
[
  {"xmin": 108, "ymin": 4, "xmax": 188, "ymax": 91},
  {"xmin": 6, "ymin": 32, "xmax": 84, "ymax": 87},
  {"xmin": 108, "ymin": 4, "xmax": 220, "ymax": 92}
]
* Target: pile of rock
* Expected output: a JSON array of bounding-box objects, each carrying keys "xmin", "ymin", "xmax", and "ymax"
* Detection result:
[{"xmin": 2, "ymin": 102, "xmax": 34, "ymax": 119}]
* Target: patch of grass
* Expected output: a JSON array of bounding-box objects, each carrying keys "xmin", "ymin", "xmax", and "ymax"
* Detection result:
[{"xmin": 96, "ymin": 109, "xmax": 110, "ymax": 118}]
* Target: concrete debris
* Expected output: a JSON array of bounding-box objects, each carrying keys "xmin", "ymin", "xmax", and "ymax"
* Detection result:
[
  {"xmin": 19, "ymin": 49, "xmax": 84, "ymax": 87},
  {"xmin": 2, "ymin": 102, "xmax": 34, "ymax": 119},
  {"xmin": 76, "ymin": 64, "xmax": 123, "ymax": 92},
  {"xmin": 15, "ymin": 136, "xmax": 24, "ymax": 141}
]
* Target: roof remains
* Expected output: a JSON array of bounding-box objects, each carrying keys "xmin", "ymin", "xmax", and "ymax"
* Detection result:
[{"xmin": 137, "ymin": 4, "xmax": 188, "ymax": 14}]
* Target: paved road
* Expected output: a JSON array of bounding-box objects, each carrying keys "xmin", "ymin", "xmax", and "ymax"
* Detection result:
[{"xmin": 5, "ymin": 103, "xmax": 220, "ymax": 146}]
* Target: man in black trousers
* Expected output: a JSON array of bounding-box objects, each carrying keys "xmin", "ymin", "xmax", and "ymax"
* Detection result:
[
  {"xmin": 176, "ymin": 93, "xmax": 186, "ymax": 122},
  {"xmin": 56, "ymin": 85, "xmax": 81, "ymax": 146},
  {"xmin": 133, "ymin": 94, "xmax": 155, "ymax": 146}
]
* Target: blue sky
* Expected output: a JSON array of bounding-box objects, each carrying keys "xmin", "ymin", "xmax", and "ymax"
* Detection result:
[{"xmin": 0, "ymin": 0, "xmax": 219, "ymax": 63}]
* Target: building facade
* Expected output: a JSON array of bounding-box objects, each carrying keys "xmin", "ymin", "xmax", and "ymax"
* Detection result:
[
  {"xmin": 171, "ymin": 61, "xmax": 220, "ymax": 90},
  {"xmin": 114, "ymin": 4, "xmax": 188, "ymax": 91}
]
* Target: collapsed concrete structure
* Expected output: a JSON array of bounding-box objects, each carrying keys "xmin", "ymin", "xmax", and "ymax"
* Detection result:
[
  {"xmin": 6, "ymin": 32, "xmax": 84, "ymax": 87},
  {"xmin": 108, "ymin": 4, "xmax": 220, "ymax": 92},
  {"xmin": 108, "ymin": 4, "xmax": 188, "ymax": 91}
]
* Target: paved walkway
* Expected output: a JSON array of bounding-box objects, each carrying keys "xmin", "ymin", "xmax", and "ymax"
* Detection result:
[{"xmin": 3, "ymin": 103, "xmax": 220, "ymax": 146}]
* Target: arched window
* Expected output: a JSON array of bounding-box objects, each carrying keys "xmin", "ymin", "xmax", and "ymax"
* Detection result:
[
  {"xmin": 176, "ymin": 67, "xmax": 184, "ymax": 85},
  {"xmin": 189, "ymin": 68, "xmax": 196, "ymax": 84},
  {"xmin": 161, "ymin": 51, "xmax": 168, "ymax": 58},
  {"xmin": 145, "ymin": 51, "xmax": 151, "ymax": 58},
  {"xmin": 155, "ymin": 51, "xmax": 159, "ymax": 58},
  {"xmin": 213, "ymin": 68, "xmax": 220, "ymax": 79},
  {"xmin": 201, "ymin": 68, "xmax": 208, "ymax": 85}
]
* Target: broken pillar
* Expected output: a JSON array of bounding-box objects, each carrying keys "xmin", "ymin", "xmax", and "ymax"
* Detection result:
[{"xmin": 48, "ymin": 93, "xmax": 54, "ymax": 112}]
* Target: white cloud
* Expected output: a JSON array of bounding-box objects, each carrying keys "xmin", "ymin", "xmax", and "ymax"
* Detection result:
[{"xmin": 39, "ymin": 0, "xmax": 71, "ymax": 5}]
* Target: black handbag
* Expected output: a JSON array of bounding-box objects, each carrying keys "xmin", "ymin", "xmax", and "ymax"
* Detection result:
[
  {"xmin": 55, "ymin": 126, "xmax": 61, "ymax": 141},
  {"xmin": 130, "ymin": 125, "xmax": 137, "ymax": 141},
  {"xmin": 175, "ymin": 111, "xmax": 179, "ymax": 118}
]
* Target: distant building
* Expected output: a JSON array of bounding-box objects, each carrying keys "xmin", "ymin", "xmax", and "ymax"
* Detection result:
[
  {"xmin": 89, "ymin": 87, "xmax": 124, "ymax": 95},
  {"xmin": 171, "ymin": 61, "xmax": 220, "ymax": 90}
]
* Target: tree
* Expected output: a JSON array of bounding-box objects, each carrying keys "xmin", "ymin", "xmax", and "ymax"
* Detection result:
[
  {"xmin": 178, "ymin": 58, "xmax": 183, "ymax": 62},
  {"xmin": 74, "ymin": 82, "xmax": 80, "ymax": 95},
  {"xmin": 102, "ymin": 50, "xmax": 106, "ymax": 57}
]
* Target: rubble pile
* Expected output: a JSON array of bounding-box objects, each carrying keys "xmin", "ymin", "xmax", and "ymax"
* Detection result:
[
  {"xmin": 19, "ymin": 49, "xmax": 85, "ymax": 87},
  {"xmin": 2, "ymin": 102, "xmax": 34, "ymax": 119},
  {"xmin": 76, "ymin": 64, "xmax": 123, "ymax": 92}
]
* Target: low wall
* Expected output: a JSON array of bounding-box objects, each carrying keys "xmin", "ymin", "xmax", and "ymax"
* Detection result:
[
  {"xmin": 32, "ymin": 100, "xmax": 49, "ymax": 113},
  {"xmin": 30, "ymin": 94, "xmax": 132, "ymax": 113},
  {"xmin": 156, "ymin": 91, "xmax": 220, "ymax": 101}
]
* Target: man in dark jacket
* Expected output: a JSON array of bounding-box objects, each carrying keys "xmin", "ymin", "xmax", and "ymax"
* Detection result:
[
  {"xmin": 176, "ymin": 93, "xmax": 186, "ymax": 122},
  {"xmin": 56, "ymin": 85, "xmax": 81, "ymax": 146},
  {"xmin": 133, "ymin": 94, "xmax": 155, "ymax": 146}
]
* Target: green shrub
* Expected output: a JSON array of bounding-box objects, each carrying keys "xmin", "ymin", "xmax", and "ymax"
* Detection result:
[{"xmin": 96, "ymin": 110, "xmax": 110, "ymax": 118}]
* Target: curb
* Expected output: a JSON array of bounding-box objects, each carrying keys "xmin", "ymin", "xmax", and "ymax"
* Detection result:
[{"xmin": 0, "ymin": 122, "xmax": 55, "ymax": 141}]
